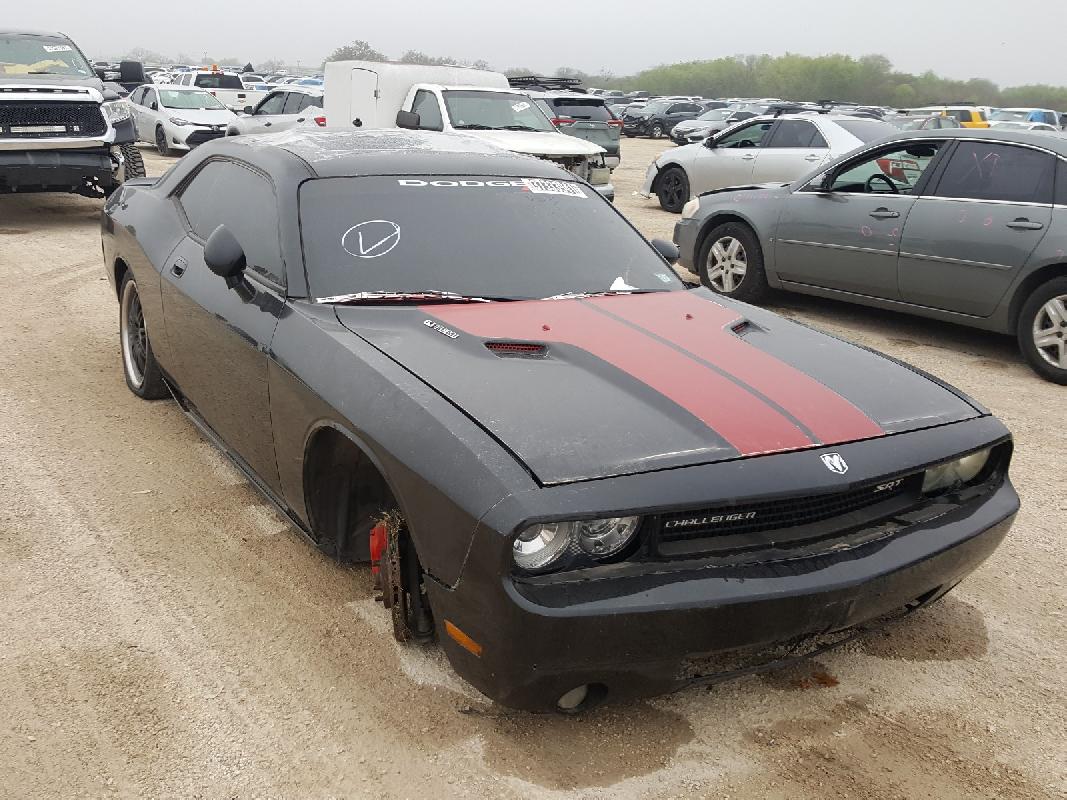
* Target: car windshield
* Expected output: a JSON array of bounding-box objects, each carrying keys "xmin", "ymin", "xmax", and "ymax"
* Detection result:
[
  {"xmin": 991, "ymin": 110, "xmax": 1028, "ymax": 122},
  {"xmin": 696, "ymin": 109, "xmax": 730, "ymax": 122},
  {"xmin": 442, "ymin": 90, "xmax": 555, "ymax": 131},
  {"xmin": 835, "ymin": 119, "xmax": 897, "ymax": 142},
  {"xmin": 160, "ymin": 89, "xmax": 226, "ymax": 110},
  {"xmin": 0, "ymin": 34, "xmax": 93, "ymax": 77},
  {"xmin": 548, "ymin": 98, "xmax": 612, "ymax": 121},
  {"xmin": 299, "ymin": 176, "xmax": 683, "ymax": 301}
]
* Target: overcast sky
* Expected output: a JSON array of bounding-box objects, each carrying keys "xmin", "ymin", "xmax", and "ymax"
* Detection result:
[{"xmin": 10, "ymin": 0, "xmax": 1057, "ymax": 86}]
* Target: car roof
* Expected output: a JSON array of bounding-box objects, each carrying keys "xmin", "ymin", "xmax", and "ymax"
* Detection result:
[
  {"xmin": 0, "ymin": 28, "xmax": 70, "ymax": 37},
  {"xmin": 267, "ymin": 84, "xmax": 324, "ymax": 96},
  {"xmin": 207, "ymin": 129, "xmax": 575, "ymax": 180},
  {"xmin": 884, "ymin": 126, "xmax": 1067, "ymax": 154}
]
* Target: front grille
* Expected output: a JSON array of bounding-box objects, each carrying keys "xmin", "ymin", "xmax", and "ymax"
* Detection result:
[
  {"xmin": 0, "ymin": 101, "xmax": 106, "ymax": 138},
  {"xmin": 186, "ymin": 129, "xmax": 225, "ymax": 147},
  {"xmin": 654, "ymin": 474, "xmax": 921, "ymax": 558}
]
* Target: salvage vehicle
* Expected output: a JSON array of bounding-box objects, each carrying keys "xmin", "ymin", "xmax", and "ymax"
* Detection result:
[
  {"xmin": 883, "ymin": 113, "xmax": 962, "ymax": 130},
  {"xmin": 170, "ymin": 68, "xmax": 268, "ymax": 112},
  {"xmin": 102, "ymin": 128, "xmax": 1018, "ymax": 711},
  {"xmin": 225, "ymin": 85, "xmax": 324, "ymax": 137},
  {"xmin": 323, "ymin": 60, "xmax": 614, "ymax": 200},
  {"xmin": 669, "ymin": 108, "xmax": 759, "ymax": 145},
  {"xmin": 911, "ymin": 105, "xmax": 991, "ymax": 128},
  {"xmin": 990, "ymin": 108, "xmax": 1060, "ymax": 128},
  {"xmin": 0, "ymin": 28, "xmax": 145, "ymax": 196},
  {"xmin": 622, "ymin": 99, "xmax": 705, "ymax": 139},
  {"xmin": 527, "ymin": 90, "xmax": 622, "ymax": 168},
  {"xmin": 674, "ymin": 128, "xmax": 1067, "ymax": 383},
  {"xmin": 128, "ymin": 85, "xmax": 237, "ymax": 156},
  {"xmin": 642, "ymin": 113, "xmax": 896, "ymax": 212}
]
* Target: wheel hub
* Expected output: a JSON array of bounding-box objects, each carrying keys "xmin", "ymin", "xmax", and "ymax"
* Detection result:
[
  {"xmin": 1032, "ymin": 294, "xmax": 1067, "ymax": 369},
  {"xmin": 707, "ymin": 236, "xmax": 748, "ymax": 293}
]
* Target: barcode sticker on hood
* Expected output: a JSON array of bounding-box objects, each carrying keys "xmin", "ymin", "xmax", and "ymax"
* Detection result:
[{"xmin": 522, "ymin": 178, "xmax": 587, "ymax": 198}]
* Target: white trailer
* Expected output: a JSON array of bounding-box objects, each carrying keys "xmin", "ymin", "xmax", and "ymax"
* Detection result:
[{"xmin": 323, "ymin": 61, "xmax": 614, "ymax": 200}]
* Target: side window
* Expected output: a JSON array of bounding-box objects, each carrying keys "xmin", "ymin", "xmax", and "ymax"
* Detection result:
[
  {"xmin": 682, "ymin": 103, "xmax": 701, "ymax": 114},
  {"xmin": 297, "ymin": 94, "xmax": 322, "ymax": 112},
  {"xmin": 130, "ymin": 87, "xmax": 146, "ymax": 105},
  {"xmin": 256, "ymin": 92, "xmax": 286, "ymax": 115},
  {"xmin": 178, "ymin": 161, "xmax": 285, "ymax": 286},
  {"xmin": 666, "ymin": 104, "xmax": 684, "ymax": 115},
  {"xmin": 827, "ymin": 142, "xmax": 944, "ymax": 194},
  {"xmin": 144, "ymin": 89, "xmax": 158, "ymax": 108},
  {"xmin": 1056, "ymin": 160, "xmax": 1067, "ymax": 206},
  {"xmin": 933, "ymin": 142, "xmax": 1054, "ymax": 204},
  {"xmin": 281, "ymin": 92, "xmax": 304, "ymax": 115},
  {"xmin": 765, "ymin": 120, "xmax": 821, "ymax": 148},
  {"xmin": 715, "ymin": 121, "xmax": 774, "ymax": 149},
  {"xmin": 411, "ymin": 89, "xmax": 443, "ymax": 131}
]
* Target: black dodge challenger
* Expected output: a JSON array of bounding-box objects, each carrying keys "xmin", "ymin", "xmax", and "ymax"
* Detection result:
[{"xmin": 101, "ymin": 130, "xmax": 1018, "ymax": 712}]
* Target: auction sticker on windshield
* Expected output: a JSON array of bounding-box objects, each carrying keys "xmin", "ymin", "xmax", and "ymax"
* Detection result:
[{"xmin": 522, "ymin": 178, "xmax": 587, "ymax": 198}]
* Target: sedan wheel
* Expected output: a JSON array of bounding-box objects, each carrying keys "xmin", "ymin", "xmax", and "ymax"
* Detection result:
[
  {"xmin": 650, "ymin": 123, "xmax": 664, "ymax": 138},
  {"xmin": 697, "ymin": 221, "xmax": 769, "ymax": 303},
  {"xmin": 119, "ymin": 273, "xmax": 169, "ymax": 399},
  {"xmin": 707, "ymin": 236, "xmax": 748, "ymax": 293},
  {"xmin": 1018, "ymin": 278, "xmax": 1067, "ymax": 384},
  {"xmin": 155, "ymin": 125, "xmax": 171, "ymax": 157},
  {"xmin": 655, "ymin": 167, "xmax": 689, "ymax": 213}
]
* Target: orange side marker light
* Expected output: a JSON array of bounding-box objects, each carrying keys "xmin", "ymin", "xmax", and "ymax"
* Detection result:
[{"xmin": 445, "ymin": 620, "xmax": 483, "ymax": 657}]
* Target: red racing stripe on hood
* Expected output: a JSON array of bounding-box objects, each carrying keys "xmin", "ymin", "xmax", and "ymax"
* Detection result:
[
  {"xmin": 425, "ymin": 299, "xmax": 813, "ymax": 455},
  {"xmin": 585, "ymin": 292, "xmax": 884, "ymax": 444}
]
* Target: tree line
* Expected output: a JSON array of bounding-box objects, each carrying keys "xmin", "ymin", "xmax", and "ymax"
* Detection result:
[{"xmin": 123, "ymin": 41, "xmax": 1067, "ymax": 109}]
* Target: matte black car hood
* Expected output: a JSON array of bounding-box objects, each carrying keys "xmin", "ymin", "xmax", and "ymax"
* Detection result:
[{"xmin": 336, "ymin": 290, "xmax": 980, "ymax": 485}]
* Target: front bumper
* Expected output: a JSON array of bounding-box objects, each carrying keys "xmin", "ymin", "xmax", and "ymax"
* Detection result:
[
  {"xmin": 0, "ymin": 147, "xmax": 115, "ymax": 194},
  {"xmin": 673, "ymin": 216, "xmax": 700, "ymax": 268},
  {"xmin": 592, "ymin": 180, "xmax": 615, "ymax": 202},
  {"xmin": 429, "ymin": 477, "xmax": 1016, "ymax": 711}
]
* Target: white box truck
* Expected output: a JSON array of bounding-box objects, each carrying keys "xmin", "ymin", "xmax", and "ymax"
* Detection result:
[{"xmin": 323, "ymin": 60, "xmax": 614, "ymax": 200}]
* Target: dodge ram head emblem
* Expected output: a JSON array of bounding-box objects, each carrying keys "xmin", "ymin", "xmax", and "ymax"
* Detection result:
[{"xmin": 820, "ymin": 453, "xmax": 849, "ymax": 475}]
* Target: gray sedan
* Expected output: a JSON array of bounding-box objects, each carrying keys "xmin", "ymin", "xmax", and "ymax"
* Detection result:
[{"xmin": 673, "ymin": 128, "xmax": 1067, "ymax": 383}]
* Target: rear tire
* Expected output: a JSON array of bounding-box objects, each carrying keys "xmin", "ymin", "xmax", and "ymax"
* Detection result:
[
  {"xmin": 155, "ymin": 125, "xmax": 171, "ymax": 157},
  {"xmin": 655, "ymin": 166, "xmax": 689, "ymax": 213},
  {"xmin": 698, "ymin": 221, "xmax": 769, "ymax": 304},
  {"xmin": 1017, "ymin": 277, "xmax": 1067, "ymax": 384},
  {"xmin": 119, "ymin": 272, "xmax": 169, "ymax": 399},
  {"xmin": 119, "ymin": 143, "xmax": 146, "ymax": 180},
  {"xmin": 650, "ymin": 122, "xmax": 664, "ymax": 139}
]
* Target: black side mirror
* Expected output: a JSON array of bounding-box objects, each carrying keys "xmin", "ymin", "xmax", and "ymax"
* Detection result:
[
  {"xmin": 150, "ymin": 101, "xmax": 158, "ymax": 111},
  {"xmin": 243, "ymin": 105, "xmax": 254, "ymax": 115},
  {"xmin": 651, "ymin": 238, "xmax": 680, "ymax": 264},
  {"xmin": 396, "ymin": 110, "xmax": 421, "ymax": 130},
  {"xmin": 204, "ymin": 225, "xmax": 246, "ymax": 280},
  {"xmin": 703, "ymin": 136, "xmax": 718, "ymax": 149},
  {"xmin": 813, "ymin": 172, "xmax": 833, "ymax": 193},
  {"xmin": 95, "ymin": 67, "xmax": 108, "ymax": 81}
]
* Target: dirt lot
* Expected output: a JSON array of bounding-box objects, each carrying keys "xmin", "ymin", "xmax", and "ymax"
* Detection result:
[{"xmin": 0, "ymin": 137, "xmax": 1064, "ymax": 799}]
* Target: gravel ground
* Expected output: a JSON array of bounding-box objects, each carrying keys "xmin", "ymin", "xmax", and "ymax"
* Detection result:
[{"xmin": 0, "ymin": 138, "xmax": 1063, "ymax": 799}]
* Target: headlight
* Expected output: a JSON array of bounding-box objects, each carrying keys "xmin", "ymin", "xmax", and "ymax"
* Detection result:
[
  {"xmin": 922, "ymin": 448, "xmax": 991, "ymax": 495},
  {"xmin": 168, "ymin": 117, "xmax": 191, "ymax": 127},
  {"xmin": 513, "ymin": 516, "xmax": 641, "ymax": 572},
  {"xmin": 101, "ymin": 100, "xmax": 131, "ymax": 124},
  {"xmin": 681, "ymin": 198, "xmax": 701, "ymax": 219}
]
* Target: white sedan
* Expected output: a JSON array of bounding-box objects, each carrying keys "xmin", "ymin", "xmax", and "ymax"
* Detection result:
[
  {"xmin": 639, "ymin": 113, "xmax": 897, "ymax": 212},
  {"xmin": 128, "ymin": 85, "xmax": 238, "ymax": 156}
]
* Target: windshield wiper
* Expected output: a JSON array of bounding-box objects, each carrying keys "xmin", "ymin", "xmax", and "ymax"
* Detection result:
[
  {"xmin": 452, "ymin": 123, "xmax": 494, "ymax": 130},
  {"xmin": 317, "ymin": 290, "xmax": 509, "ymax": 305},
  {"xmin": 544, "ymin": 289, "xmax": 668, "ymax": 300},
  {"xmin": 495, "ymin": 125, "xmax": 543, "ymax": 132}
]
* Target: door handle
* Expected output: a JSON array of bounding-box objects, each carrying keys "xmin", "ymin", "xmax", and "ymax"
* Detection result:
[
  {"xmin": 263, "ymin": 121, "xmax": 272, "ymax": 127},
  {"xmin": 296, "ymin": 117, "xmax": 305, "ymax": 123},
  {"xmin": 869, "ymin": 209, "xmax": 900, "ymax": 219},
  {"xmin": 741, "ymin": 154, "xmax": 757, "ymax": 160},
  {"xmin": 170, "ymin": 257, "xmax": 187, "ymax": 277},
  {"xmin": 1006, "ymin": 219, "xmax": 1044, "ymax": 230},
  {"xmin": 804, "ymin": 154, "xmax": 822, "ymax": 162}
]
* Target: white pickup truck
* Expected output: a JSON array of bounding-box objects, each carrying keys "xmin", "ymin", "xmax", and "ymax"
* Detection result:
[
  {"xmin": 323, "ymin": 61, "xmax": 613, "ymax": 200},
  {"xmin": 169, "ymin": 69, "xmax": 268, "ymax": 113}
]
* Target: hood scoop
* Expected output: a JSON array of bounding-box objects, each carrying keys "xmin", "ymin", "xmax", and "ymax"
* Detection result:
[{"xmin": 485, "ymin": 341, "xmax": 548, "ymax": 359}]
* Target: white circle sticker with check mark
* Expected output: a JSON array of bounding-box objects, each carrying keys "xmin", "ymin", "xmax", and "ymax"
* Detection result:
[{"xmin": 342, "ymin": 220, "xmax": 401, "ymax": 259}]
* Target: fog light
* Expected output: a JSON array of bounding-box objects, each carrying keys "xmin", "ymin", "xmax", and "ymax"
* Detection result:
[{"xmin": 557, "ymin": 684, "xmax": 589, "ymax": 711}]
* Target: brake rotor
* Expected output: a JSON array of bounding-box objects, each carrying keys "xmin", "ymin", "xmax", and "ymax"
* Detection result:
[{"xmin": 371, "ymin": 520, "xmax": 412, "ymax": 642}]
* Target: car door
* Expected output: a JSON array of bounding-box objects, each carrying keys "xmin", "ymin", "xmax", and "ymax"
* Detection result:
[
  {"xmin": 773, "ymin": 139, "xmax": 948, "ymax": 298},
  {"xmin": 751, "ymin": 119, "xmax": 832, "ymax": 184},
  {"xmin": 140, "ymin": 87, "xmax": 164, "ymax": 136},
  {"xmin": 897, "ymin": 140, "xmax": 1055, "ymax": 315},
  {"xmin": 128, "ymin": 86, "xmax": 148, "ymax": 140},
  {"xmin": 160, "ymin": 158, "xmax": 285, "ymax": 492},
  {"xmin": 689, "ymin": 119, "xmax": 775, "ymax": 193},
  {"xmin": 241, "ymin": 91, "xmax": 288, "ymax": 133}
]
